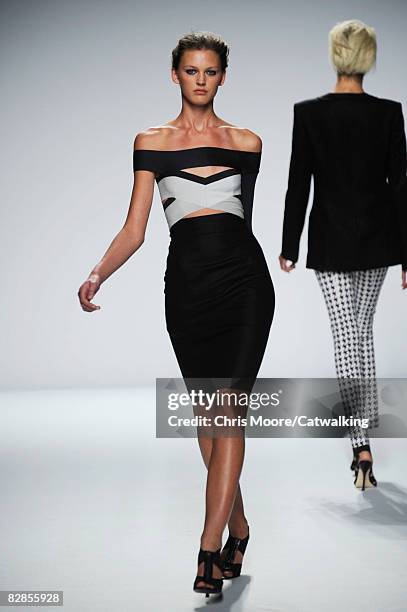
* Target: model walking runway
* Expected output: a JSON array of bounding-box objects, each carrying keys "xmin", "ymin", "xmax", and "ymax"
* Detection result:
[
  {"xmin": 79, "ymin": 30, "xmax": 276, "ymax": 597},
  {"xmin": 279, "ymin": 19, "xmax": 407, "ymax": 490}
]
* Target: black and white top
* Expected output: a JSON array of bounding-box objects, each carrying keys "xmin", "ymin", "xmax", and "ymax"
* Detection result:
[{"xmin": 133, "ymin": 147, "xmax": 261, "ymax": 232}]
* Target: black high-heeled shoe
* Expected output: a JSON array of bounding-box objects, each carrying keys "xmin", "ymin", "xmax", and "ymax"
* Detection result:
[
  {"xmin": 193, "ymin": 548, "xmax": 224, "ymax": 597},
  {"xmin": 354, "ymin": 460, "xmax": 377, "ymax": 490},
  {"xmin": 350, "ymin": 446, "xmax": 372, "ymax": 471},
  {"xmin": 220, "ymin": 525, "xmax": 250, "ymax": 579}
]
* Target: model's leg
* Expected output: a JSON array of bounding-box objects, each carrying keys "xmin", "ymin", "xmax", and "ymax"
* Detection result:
[
  {"xmin": 354, "ymin": 267, "xmax": 388, "ymax": 460},
  {"xmin": 196, "ymin": 433, "xmax": 249, "ymax": 580},
  {"xmin": 314, "ymin": 270, "xmax": 367, "ymax": 451},
  {"xmin": 195, "ymin": 388, "xmax": 248, "ymax": 589},
  {"xmin": 197, "ymin": 436, "xmax": 248, "ymax": 533},
  {"xmin": 195, "ymin": 391, "xmax": 248, "ymax": 537}
]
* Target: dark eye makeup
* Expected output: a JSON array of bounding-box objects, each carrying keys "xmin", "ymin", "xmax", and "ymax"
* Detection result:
[{"xmin": 184, "ymin": 68, "xmax": 219, "ymax": 76}]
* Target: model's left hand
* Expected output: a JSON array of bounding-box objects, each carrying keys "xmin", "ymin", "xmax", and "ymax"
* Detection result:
[
  {"xmin": 402, "ymin": 269, "xmax": 407, "ymax": 289},
  {"xmin": 279, "ymin": 255, "xmax": 296, "ymax": 272}
]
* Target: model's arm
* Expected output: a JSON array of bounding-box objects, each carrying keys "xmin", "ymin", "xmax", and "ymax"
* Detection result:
[
  {"xmin": 234, "ymin": 128, "xmax": 262, "ymax": 232},
  {"xmin": 387, "ymin": 102, "xmax": 407, "ymax": 279},
  {"xmin": 280, "ymin": 103, "xmax": 312, "ymax": 270},
  {"xmin": 78, "ymin": 133, "xmax": 155, "ymax": 312}
]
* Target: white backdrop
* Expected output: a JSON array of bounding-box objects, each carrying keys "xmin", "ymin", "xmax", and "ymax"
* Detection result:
[{"xmin": 1, "ymin": 0, "xmax": 406, "ymax": 388}]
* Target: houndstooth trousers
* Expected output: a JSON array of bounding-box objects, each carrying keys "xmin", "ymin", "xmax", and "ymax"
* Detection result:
[{"xmin": 314, "ymin": 267, "xmax": 388, "ymax": 451}]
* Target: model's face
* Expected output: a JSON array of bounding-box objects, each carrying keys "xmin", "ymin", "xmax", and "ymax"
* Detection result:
[{"xmin": 172, "ymin": 49, "xmax": 226, "ymax": 104}]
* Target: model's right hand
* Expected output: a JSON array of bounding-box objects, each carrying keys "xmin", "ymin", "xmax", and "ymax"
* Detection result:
[
  {"xmin": 279, "ymin": 255, "xmax": 296, "ymax": 273},
  {"xmin": 402, "ymin": 268, "xmax": 407, "ymax": 290},
  {"xmin": 78, "ymin": 273, "xmax": 102, "ymax": 312}
]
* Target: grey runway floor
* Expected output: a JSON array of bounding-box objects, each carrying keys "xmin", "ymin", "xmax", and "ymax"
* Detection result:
[{"xmin": 0, "ymin": 387, "xmax": 406, "ymax": 612}]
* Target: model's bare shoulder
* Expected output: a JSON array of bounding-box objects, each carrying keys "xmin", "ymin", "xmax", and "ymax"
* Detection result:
[
  {"xmin": 227, "ymin": 126, "xmax": 262, "ymax": 153},
  {"xmin": 133, "ymin": 125, "xmax": 176, "ymax": 151}
]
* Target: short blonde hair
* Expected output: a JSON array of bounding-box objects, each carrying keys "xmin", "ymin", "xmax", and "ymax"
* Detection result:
[{"xmin": 329, "ymin": 19, "xmax": 376, "ymax": 75}]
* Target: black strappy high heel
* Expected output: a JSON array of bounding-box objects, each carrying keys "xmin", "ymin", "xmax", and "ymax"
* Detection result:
[
  {"xmin": 193, "ymin": 548, "xmax": 224, "ymax": 597},
  {"xmin": 354, "ymin": 460, "xmax": 377, "ymax": 490},
  {"xmin": 220, "ymin": 525, "xmax": 250, "ymax": 579}
]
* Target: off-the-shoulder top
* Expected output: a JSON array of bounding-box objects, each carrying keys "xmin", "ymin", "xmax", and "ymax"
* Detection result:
[{"xmin": 132, "ymin": 146, "xmax": 261, "ymax": 232}]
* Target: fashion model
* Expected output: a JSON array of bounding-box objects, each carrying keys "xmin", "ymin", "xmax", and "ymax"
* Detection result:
[
  {"xmin": 78, "ymin": 31, "xmax": 275, "ymax": 597},
  {"xmin": 279, "ymin": 19, "xmax": 407, "ymax": 491}
]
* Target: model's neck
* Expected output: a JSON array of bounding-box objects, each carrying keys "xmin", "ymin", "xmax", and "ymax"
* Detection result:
[
  {"xmin": 333, "ymin": 75, "xmax": 365, "ymax": 93},
  {"xmin": 175, "ymin": 99, "xmax": 220, "ymax": 132}
]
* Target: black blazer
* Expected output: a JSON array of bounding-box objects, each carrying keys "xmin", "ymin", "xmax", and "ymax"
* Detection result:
[{"xmin": 280, "ymin": 92, "xmax": 407, "ymax": 271}]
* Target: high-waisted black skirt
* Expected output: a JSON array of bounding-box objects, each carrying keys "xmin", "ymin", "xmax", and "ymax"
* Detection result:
[{"xmin": 164, "ymin": 212, "xmax": 275, "ymax": 394}]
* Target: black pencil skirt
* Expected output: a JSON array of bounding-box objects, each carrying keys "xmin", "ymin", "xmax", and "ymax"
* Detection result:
[{"xmin": 164, "ymin": 212, "xmax": 275, "ymax": 395}]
